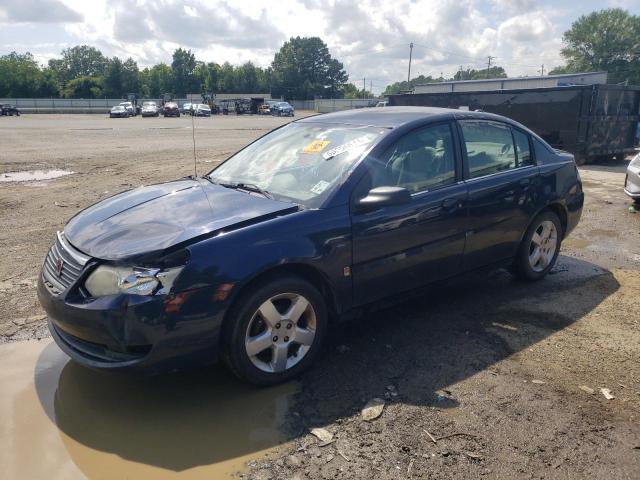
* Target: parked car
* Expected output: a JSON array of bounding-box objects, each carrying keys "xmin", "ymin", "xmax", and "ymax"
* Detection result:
[
  {"xmin": 271, "ymin": 101, "xmax": 294, "ymax": 117},
  {"xmin": 376, "ymin": 101, "xmax": 388, "ymax": 107},
  {"xmin": 109, "ymin": 105, "xmax": 129, "ymax": 118},
  {"xmin": 193, "ymin": 104, "xmax": 211, "ymax": 117},
  {"xmin": 1, "ymin": 104, "xmax": 20, "ymax": 116},
  {"xmin": 182, "ymin": 102, "xmax": 193, "ymax": 115},
  {"xmin": 259, "ymin": 104, "xmax": 272, "ymax": 115},
  {"xmin": 38, "ymin": 107, "xmax": 583, "ymax": 385},
  {"xmin": 119, "ymin": 102, "xmax": 135, "ymax": 116},
  {"xmin": 141, "ymin": 101, "xmax": 159, "ymax": 117},
  {"xmin": 163, "ymin": 102, "xmax": 180, "ymax": 117},
  {"xmin": 624, "ymin": 152, "xmax": 640, "ymax": 205}
]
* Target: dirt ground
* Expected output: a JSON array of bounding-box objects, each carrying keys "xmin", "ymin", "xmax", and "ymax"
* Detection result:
[{"xmin": 0, "ymin": 114, "xmax": 639, "ymax": 479}]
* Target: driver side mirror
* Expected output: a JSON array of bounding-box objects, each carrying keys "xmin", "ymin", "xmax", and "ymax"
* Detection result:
[{"xmin": 353, "ymin": 186, "xmax": 411, "ymax": 213}]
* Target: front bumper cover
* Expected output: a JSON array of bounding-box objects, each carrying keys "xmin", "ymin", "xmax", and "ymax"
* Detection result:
[{"xmin": 38, "ymin": 275, "xmax": 223, "ymax": 372}]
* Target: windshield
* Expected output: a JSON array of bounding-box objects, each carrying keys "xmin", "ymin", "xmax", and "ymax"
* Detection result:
[
  {"xmin": 143, "ymin": 102, "xmax": 156, "ymax": 107},
  {"xmin": 207, "ymin": 122, "xmax": 386, "ymax": 208}
]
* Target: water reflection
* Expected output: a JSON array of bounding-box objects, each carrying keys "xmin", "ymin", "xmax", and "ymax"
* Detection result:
[{"xmin": 31, "ymin": 342, "xmax": 297, "ymax": 478}]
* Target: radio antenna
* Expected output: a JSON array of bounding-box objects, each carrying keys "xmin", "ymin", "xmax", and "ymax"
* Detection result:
[{"xmin": 191, "ymin": 103, "xmax": 197, "ymax": 178}]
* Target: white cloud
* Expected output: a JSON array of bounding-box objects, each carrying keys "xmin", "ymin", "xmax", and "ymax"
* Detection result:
[
  {"xmin": 1, "ymin": 0, "xmax": 639, "ymax": 93},
  {"xmin": 0, "ymin": 0, "xmax": 82, "ymax": 23}
]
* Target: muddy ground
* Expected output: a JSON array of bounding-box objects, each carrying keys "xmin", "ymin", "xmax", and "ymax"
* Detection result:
[{"xmin": 0, "ymin": 115, "xmax": 639, "ymax": 479}]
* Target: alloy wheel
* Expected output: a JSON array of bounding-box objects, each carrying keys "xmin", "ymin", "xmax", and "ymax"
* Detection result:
[
  {"xmin": 244, "ymin": 293, "xmax": 317, "ymax": 373},
  {"xmin": 528, "ymin": 220, "xmax": 558, "ymax": 272}
]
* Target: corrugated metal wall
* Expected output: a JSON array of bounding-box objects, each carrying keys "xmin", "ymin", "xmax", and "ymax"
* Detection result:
[{"xmin": 414, "ymin": 72, "xmax": 608, "ymax": 94}]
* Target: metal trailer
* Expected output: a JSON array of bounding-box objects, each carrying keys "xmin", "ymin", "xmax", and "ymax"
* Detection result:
[{"xmin": 389, "ymin": 84, "xmax": 640, "ymax": 164}]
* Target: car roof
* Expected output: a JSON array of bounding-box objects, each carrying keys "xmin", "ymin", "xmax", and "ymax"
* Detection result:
[{"xmin": 297, "ymin": 106, "xmax": 518, "ymax": 128}]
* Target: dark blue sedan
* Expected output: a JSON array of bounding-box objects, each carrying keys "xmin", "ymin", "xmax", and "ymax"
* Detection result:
[{"xmin": 38, "ymin": 107, "xmax": 583, "ymax": 385}]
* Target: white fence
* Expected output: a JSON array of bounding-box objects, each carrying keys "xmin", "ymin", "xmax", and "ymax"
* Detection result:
[
  {"xmin": 314, "ymin": 99, "xmax": 377, "ymax": 113},
  {"xmin": 0, "ymin": 98, "xmax": 188, "ymax": 114},
  {"xmin": 0, "ymin": 97, "xmax": 379, "ymax": 114}
]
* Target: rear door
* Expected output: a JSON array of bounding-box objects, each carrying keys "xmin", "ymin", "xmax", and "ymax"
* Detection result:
[
  {"xmin": 350, "ymin": 122, "xmax": 468, "ymax": 306},
  {"xmin": 458, "ymin": 119, "xmax": 539, "ymax": 270}
]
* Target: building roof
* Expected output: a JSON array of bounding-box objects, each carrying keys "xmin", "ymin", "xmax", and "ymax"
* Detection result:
[{"xmin": 414, "ymin": 71, "xmax": 607, "ymax": 88}]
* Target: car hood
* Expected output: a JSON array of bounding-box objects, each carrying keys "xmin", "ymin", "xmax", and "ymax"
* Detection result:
[{"xmin": 64, "ymin": 178, "xmax": 299, "ymax": 260}]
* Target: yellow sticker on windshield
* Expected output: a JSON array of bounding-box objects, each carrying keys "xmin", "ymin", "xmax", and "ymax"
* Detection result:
[{"xmin": 302, "ymin": 140, "xmax": 330, "ymax": 153}]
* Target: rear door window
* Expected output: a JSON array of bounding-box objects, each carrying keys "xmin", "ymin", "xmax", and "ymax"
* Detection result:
[
  {"xmin": 460, "ymin": 120, "xmax": 517, "ymax": 178},
  {"xmin": 513, "ymin": 129, "xmax": 533, "ymax": 167}
]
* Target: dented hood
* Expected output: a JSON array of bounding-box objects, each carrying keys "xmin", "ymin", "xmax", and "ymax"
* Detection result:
[{"xmin": 64, "ymin": 178, "xmax": 298, "ymax": 260}]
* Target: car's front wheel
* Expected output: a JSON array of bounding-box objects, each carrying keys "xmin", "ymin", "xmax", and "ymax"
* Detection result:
[
  {"xmin": 222, "ymin": 276, "xmax": 327, "ymax": 385},
  {"xmin": 513, "ymin": 210, "xmax": 562, "ymax": 281}
]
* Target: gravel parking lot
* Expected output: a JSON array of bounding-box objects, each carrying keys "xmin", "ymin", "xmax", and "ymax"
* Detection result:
[{"xmin": 0, "ymin": 114, "xmax": 639, "ymax": 479}]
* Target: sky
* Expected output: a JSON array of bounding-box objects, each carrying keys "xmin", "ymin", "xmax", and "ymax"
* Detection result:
[{"xmin": 0, "ymin": 0, "xmax": 639, "ymax": 94}]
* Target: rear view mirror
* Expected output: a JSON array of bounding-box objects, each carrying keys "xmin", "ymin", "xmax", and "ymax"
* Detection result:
[{"xmin": 353, "ymin": 186, "xmax": 411, "ymax": 213}]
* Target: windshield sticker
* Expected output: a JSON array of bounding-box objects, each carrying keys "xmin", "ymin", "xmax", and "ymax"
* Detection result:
[
  {"xmin": 322, "ymin": 136, "xmax": 371, "ymax": 160},
  {"xmin": 310, "ymin": 180, "xmax": 330, "ymax": 194},
  {"xmin": 302, "ymin": 140, "xmax": 331, "ymax": 154}
]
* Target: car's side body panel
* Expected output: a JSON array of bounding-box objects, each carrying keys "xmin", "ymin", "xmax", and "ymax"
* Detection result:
[
  {"xmin": 350, "ymin": 182, "xmax": 468, "ymax": 305},
  {"xmin": 462, "ymin": 166, "xmax": 541, "ymax": 270}
]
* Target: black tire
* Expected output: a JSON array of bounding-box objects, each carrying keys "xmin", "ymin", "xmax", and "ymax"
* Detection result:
[
  {"xmin": 221, "ymin": 276, "xmax": 328, "ymax": 386},
  {"xmin": 512, "ymin": 210, "xmax": 562, "ymax": 281}
]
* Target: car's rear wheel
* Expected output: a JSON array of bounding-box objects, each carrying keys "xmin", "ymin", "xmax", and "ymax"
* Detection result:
[
  {"xmin": 221, "ymin": 276, "xmax": 327, "ymax": 385},
  {"xmin": 512, "ymin": 211, "xmax": 562, "ymax": 281}
]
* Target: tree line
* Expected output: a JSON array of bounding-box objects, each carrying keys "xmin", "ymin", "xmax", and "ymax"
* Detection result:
[
  {"xmin": 1, "ymin": 8, "xmax": 638, "ymax": 100},
  {"xmin": 0, "ymin": 37, "xmax": 349, "ymax": 100}
]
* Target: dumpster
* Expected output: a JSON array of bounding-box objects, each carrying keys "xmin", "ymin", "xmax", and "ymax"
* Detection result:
[{"xmin": 389, "ymin": 84, "xmax": 640, "ymax": 164}]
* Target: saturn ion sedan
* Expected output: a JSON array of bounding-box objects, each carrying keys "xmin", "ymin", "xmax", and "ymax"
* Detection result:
[{"xmin": 38, "ymin": 107, "xmax": 583, "ymax": 385}]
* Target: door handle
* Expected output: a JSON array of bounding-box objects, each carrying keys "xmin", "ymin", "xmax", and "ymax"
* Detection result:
[{"xmin": 441, "ymin": 198, "xmax": 460, "ymax": 210}]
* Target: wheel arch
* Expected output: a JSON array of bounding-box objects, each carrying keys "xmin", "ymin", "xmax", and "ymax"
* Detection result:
[
  {"xmin": 523, "ymin": 202, "xmax": 568, "ymax": 241},
  {"xmin": 220, "ymin": 263, "xmax": 340, "ymax": 340},
  {"xmin": 543, "ymin": 202, "xmax": 568, "ymax": 238}
]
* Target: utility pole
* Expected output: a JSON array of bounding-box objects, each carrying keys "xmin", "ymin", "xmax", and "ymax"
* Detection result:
[
  {"xmin": 370, "ymin": 79, "xmax": 372, "ymax": 95},
  {"xmin": 407, "ymin": 42, "xmax": 414, "ymax": 83},
  {"xmin": 362, "ymin": 77, "xmax": 366, "ymax": 98},
  {"xmin": 539, "ymin": 64, "xmax": 545, "ymax": 76},
  {"xmin": 486, "ymin": 55, "xmax": 494, "ymax": 78}
]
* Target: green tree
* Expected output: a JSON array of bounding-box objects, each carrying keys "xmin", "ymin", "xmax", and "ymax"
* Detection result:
[
  {"xmin": 453, "ymin": 66, "xmax": 507, "ymax": 81},
  {"xmin": 102, "ymin": 57, "xmax": 123, "ymax": 97},
  {"xmin": 171, "ymin": 48, "xmax": 196, "ymax": 95},
  {"xmin": 49, "ymin": 45, "xmax": 107, "ymax": 85},
  {"xmin": 270, "ymin": 37, "xmax": 348, "ymax": 99},
  {"xmin": 36, "ymin": 68, "xmax": 60, "ymax": 97},
  {"xmin": 558, "ymin": 8, "xmax": 640, "ymax": 84},
  {"xmin": 62, "ymin": 76, "xmax": 103, "ymax": 98},
  {"xmin": 144, "ymin": 64, "xmax": 173, "ymax": 97},
  {"xmin": 203, "ymin": 62, "xmax": 221, "ymax": 93},
  {"xmin": 382, "ymin": 74, "xmax": 444, "ymax": 96},
  {"xmin": 121, "ymin": 58, "xmax": 141, "ymax": 94},
  {"xmin": 0, "ymin": 52, "xmax": 42, "ymax": 97},
  {"xmin": 342, "ymin": 83, "xmax": 375, "ymax": 99}
]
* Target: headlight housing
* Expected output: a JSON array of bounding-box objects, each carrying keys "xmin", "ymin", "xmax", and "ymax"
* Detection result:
[{"xmin": 84, "ymin": 266, "xmax": 184, "ymax": 297}]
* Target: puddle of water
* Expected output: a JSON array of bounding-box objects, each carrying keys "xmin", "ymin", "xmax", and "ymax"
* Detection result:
[
  {"xmin": 0, "ymin": 340, "xmax": 297, "ymax": 479},
  {"xmin": 0, "ymin": 170, "xmax": 74, "ymax": 183}
]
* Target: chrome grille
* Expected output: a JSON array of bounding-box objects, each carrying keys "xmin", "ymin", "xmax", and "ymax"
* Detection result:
[{"xmin": 42, "ymin": 232, "xmax": 90, "ymax": 295}]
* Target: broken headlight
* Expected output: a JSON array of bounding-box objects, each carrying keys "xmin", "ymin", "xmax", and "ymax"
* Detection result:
[{"xmin": 84, "ymin": 266, "xmax": 183, "ymax": 297}]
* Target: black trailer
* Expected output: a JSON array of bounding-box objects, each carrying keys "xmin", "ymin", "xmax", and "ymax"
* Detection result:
[{"xmin": 389, "ymin": 84, "xmax": 640, "ymax": 164}]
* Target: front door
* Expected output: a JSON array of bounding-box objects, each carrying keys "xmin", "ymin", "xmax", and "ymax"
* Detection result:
[{"xmin": 350, "ymin": 122, "xmax": 469, "ymax": 306}]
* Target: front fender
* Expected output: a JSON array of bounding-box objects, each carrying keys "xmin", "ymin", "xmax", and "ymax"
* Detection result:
[{"xmin": 179, "ymin": 206, "xmax": 353, "ymax": 321}]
